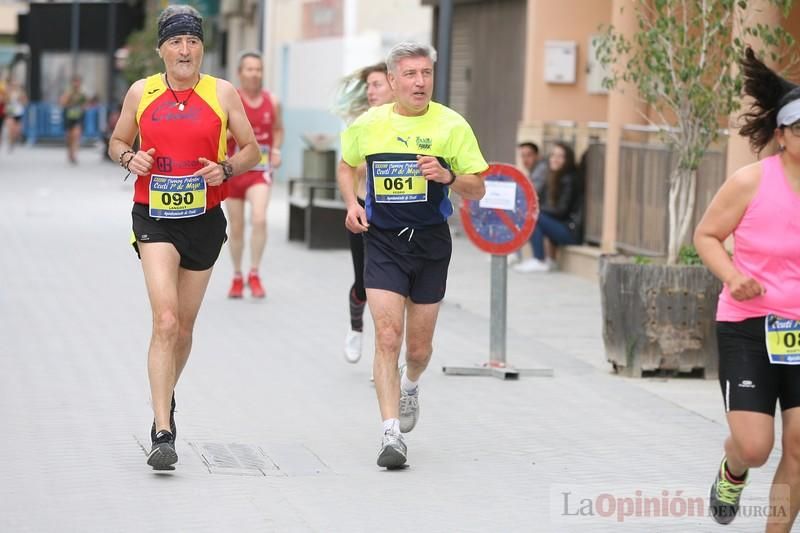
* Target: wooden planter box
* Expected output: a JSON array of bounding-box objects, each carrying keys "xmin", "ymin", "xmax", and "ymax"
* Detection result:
[{"xmin": 599, "ymin": 256, "xmax": 723, "ymax": 378}]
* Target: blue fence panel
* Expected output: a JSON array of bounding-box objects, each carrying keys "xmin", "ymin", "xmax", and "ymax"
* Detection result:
[
  {"xmin": 83, "ymin": 106, "xmax": 102, "ymax": 139},
  {"xmin": 23, "ymin": 102, "xmax": 106, "ymax": 144}
]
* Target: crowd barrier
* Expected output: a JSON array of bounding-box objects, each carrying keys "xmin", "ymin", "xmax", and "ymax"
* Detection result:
[{"xmin": 21, "ymin": 102, "xmax": 105, "ymax": 144}]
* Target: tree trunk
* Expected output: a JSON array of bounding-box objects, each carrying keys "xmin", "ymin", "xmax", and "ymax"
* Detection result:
[{"xmin": 667, "ymin": 165, "xmax": 697, "ymax": 264}]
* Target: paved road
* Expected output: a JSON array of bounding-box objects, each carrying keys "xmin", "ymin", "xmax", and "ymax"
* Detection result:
[{"xmin": 0, "ymin": 146, "xmax": 785, "ymax": 532}]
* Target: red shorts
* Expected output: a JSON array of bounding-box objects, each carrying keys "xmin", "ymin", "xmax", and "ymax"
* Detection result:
[{"xmin": 227, "ymin": 171, "xmax": 271, "ymax": 199}]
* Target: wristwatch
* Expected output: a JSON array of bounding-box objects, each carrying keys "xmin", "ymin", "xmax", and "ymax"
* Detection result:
[
  {"xmin": 445, "ymin": 168, "xmax": 457, "ymax": 186},
  {"xmin": 220, "ymin": 160, "xmax": 234, "ymax": 181}
]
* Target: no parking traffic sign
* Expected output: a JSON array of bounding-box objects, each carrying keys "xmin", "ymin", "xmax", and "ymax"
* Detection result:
[
  {"xmin": 444, "ymin": 162, "xmax": 552, "ymax": 379},
  {"xmin": 460, "ymin": 163, "xmax": 539, "ymax": 255}
]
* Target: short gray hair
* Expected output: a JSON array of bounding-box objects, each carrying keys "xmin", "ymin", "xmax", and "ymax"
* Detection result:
[
  {"xmin": 157, "ymin": 4, "xmax": 202, "ymax": 27},
  {"xmin": 386, "ymin": 42, "xmax": 437, "ymax": 73},
  {"xmin": 237, "ymin": 50, "xmax": 262, "ymax": 70}
]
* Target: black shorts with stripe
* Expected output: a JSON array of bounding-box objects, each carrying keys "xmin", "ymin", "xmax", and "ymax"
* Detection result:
[
  {"xmin": 717, "ymin": 317, "xmax": 800, "ymax": 416},
  {"xmin": 131, "ymin": 203, "xmax": 227, "ymax": 271},
  {"xmin": 363, "ymin": 222, "xmax": 451, "ymax": 304}
]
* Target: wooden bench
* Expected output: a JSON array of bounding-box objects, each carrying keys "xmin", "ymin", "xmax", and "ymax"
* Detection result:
[{"xmin": 288, "ymin": 178, "xmax": 349, "ymax": 249}]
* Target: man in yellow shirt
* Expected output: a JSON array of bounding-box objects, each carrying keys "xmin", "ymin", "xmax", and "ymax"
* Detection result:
[{"xmin": 338, "ymin": 41, "xmax": 487, "ymax": 469}]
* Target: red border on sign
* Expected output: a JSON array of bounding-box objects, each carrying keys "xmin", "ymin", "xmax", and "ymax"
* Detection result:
[{"xmin": 460, "ymin": 163, "xmax": 538, "ymax": 255}]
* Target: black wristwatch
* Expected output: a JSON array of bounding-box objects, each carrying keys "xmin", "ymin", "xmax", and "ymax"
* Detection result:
[
  {"xmin": 220, "ymin": 160, "xmax": 234, "ymax": 181},
  {"xmin": 445, "ymin": 168, "xmax": 457, "ymax": 186}
]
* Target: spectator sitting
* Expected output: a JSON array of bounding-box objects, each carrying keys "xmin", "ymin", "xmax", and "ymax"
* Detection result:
[
  {"xmin": 518, "ymin": 141, "xmax": 548, "ymax": 196},
  {"xmin": 514, "ymin": 141, "xmax": 582, "ymax": 273},
  {"xmin": 511, "ymin": 141, "xmax": 550, "ymax": 265}
]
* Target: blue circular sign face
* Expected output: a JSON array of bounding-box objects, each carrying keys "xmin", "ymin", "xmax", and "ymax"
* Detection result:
[{"xmin": 461, "ymin": 163, "xmax": 539, "ymax": 255}]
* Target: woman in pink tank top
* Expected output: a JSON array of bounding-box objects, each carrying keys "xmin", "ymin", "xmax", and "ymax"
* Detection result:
[{"xmin": 695, "ymin": 48, "xmax": 800, "ymax": 529}]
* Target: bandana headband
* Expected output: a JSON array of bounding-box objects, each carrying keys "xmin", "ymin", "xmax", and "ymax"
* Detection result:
[{"xmin": 158, "ymin": 13, "xmax": 203, "ymax": 48}]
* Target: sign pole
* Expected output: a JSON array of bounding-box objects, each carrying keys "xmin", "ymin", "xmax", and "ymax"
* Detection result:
[
  {"xmin": 442, "ymin": 163, "xmax": 553, "ymax": 380},
  {"xmin": 490, "ymin": 254, "xmax": 507, "ymax": 365}
]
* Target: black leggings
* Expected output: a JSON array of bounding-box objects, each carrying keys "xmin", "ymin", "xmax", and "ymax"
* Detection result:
[
  {"xmin": 347, "ymin": 198, "xmax": 367, "ymax": 332},
  {"xmin": 348, "ymin": 198, "xmax": 367, "ymax": 302},
  {"xmin": 349, "ymin": 230, "xmax": 366, "ymax": 301}
]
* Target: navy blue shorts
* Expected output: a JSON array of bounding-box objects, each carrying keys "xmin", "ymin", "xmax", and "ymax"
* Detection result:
[
  {"xmin": 131, "ymin": 203, "xmax": 227, "ymax": 271},
  {"xmin": 363, "ymin": 223, "xmax": 451, "ymax": 304},
  {"xmin": 717, "ymin": 317, "xmax": 800, "ymax": 416}
]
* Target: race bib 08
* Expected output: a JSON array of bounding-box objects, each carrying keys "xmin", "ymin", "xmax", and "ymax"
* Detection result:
[
  {"xmin": 149, "ymin": 174, "xmax": 206, "ymax": 219},
  {"xmin": 765, "ymin": 314, "xmax": 800, "ymax": 364},
  {"xmin": 372, "ymin": 160, "xmax": 428, "ymax": 203}
]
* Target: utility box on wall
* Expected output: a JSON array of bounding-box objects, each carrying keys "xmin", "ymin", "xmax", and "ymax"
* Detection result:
[{"xmin": 544, "ymin": 40, "xmax": 577, "ymax": 84}]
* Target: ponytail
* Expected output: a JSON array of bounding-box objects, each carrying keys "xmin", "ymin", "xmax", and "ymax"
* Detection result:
[{"xmin": 738, "ymin": 47, "xmax": 799, "ymax": 153}]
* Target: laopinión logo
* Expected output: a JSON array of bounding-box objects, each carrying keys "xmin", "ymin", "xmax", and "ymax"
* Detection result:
[{"xmin": 549, "ymin": 484, "xmax": 789, "ymax": 525}]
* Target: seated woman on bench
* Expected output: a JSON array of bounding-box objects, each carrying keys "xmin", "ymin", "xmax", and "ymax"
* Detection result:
[{"xmin": 514, "ymin": 141, "xmax": 582, "ymax": 273}]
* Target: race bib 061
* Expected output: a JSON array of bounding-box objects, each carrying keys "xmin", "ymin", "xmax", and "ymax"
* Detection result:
[{"xmin": 371, "ymin": 160, "xmax": 428, "ymax": 203}]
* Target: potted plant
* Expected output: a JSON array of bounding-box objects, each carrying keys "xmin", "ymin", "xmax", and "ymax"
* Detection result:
[{"xmin": 595, "ymin": 0, "xmax": 794, "ymax": 377}]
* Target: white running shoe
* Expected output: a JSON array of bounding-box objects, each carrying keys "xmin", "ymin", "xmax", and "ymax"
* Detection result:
[
  {"xmin": 513, "ymin": 258, "xmax": 552, "ymax": 273},
  {"xmin": 344, "ymin": 329, "xmax": 363, "ymax": 363},
  {"xmin": 398, "ymin": 365, "xmax": 420, "ymax": 433},
  {"xmin": 377, "ymin": 430, "xmax": 407, "ymax": 468}
]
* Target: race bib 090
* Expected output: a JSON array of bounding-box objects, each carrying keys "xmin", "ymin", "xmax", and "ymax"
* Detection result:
[{"xmin": 149, "ymin": 174, "xmax": 206, "ymax": 219}]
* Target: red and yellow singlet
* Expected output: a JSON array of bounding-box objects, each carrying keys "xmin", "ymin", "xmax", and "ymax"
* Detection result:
[{"xmin": 134, "ymin": 73, "xmax": 228, "ymax": 212}]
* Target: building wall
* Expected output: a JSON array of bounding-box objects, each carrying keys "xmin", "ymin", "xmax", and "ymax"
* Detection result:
[
  {"xmin": 781, "ymin": 4, "xmax": 800, "ymax": 69},
  {"xmin": 447, "ymin": 0, "xmax": 526, "ymax": 163},
  {"xmin": 354, "ymin": 0, "xmax": 432, "ymax": 45},
  {"xmin": 258, "ymin": 0, "xmax": 433, "ymax": 181},
  {"xmin": 522, "ymin": 0, "xmax": 612, "ymax": 127},
  {"xmin": 0, "ymin": 2, "xmax": 26, "ymax": 36}
]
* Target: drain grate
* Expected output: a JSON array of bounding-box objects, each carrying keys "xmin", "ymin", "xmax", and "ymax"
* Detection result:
[
  {"xmin": 190, "ymin": 442, "xmax": 279, "ymax": 476},
  {"xmin": 189, "ymin": 441, "xmax": 330, "ymax": 477}
]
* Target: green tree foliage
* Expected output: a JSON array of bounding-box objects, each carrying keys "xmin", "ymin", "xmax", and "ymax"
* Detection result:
[{"xmin": 122, "ymin": 15, "xmax": 160, "ymax": 84}]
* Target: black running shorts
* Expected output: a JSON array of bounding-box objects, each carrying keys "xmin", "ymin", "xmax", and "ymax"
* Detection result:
[
  {"xmin": 363, "ymin": 222, "xmax": 451, "ymax": 304},
  {"xmin": 131, "ymin": 203, "xmax": 227, "ymax": 271},
  {"xmin": 717, "ymin": 317, "xmax": 800, "ymax": 416}
]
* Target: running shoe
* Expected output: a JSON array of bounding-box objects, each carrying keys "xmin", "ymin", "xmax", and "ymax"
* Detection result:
[
  {"xmin": 228, "ymin": 275, "xmax": 244, "ymax": 298},
  {"xmin": 248, "ymin": 272, "xmax": 266, "ymax": 298},
  {"xmin": 150, "ymin": 393, "xmax": 177, "ymax": 443},
  {"xmin": 398, "ymin": 365, "xmax": 420, "ymax": 433},
  {"xmin": 377, "ymin": 430, "xmax": 407, "ymax": 468},
  {"xmin": 147, "ymin": 430, "xmax": 178, "ymax": 470},
  {"xmin": 344, "ymin": 329, "xmax": 363, "ymax": 363},
  {"xmin": 709, "ymin": 458, "xmax": 747, "ymax": 525}
]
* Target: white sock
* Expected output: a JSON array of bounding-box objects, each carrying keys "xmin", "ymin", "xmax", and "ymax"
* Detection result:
[
  {"xmin": 401, "ymin": 370, "xmax": 419, "ymax": 393},
  {"xmin": 382, "ymin": 418, "xmax": 400, "ymax": 434}
]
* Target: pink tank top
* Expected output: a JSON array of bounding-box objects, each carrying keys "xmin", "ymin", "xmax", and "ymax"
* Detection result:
[{"xmin": 717, "ymin": 154, "xmax": 800, "ymax": 321}]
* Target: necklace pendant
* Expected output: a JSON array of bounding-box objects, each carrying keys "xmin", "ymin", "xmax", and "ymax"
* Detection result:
[{"xmin": 178, "ymin": 103, "xmax": 185, "ymax": 111}]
